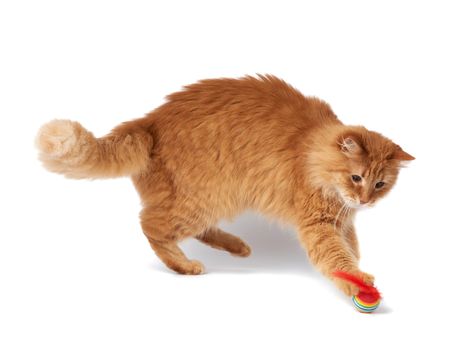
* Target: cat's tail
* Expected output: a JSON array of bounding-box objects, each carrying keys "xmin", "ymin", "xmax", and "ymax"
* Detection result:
[{"xmin": 35, "ymin": 119, "xmax": 153, "ymax": 179}]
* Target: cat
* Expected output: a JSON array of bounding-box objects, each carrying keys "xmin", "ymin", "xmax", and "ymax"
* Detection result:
[{"xmin": 36, "ymin": 75, "xmax": 414, "ymax": 297}]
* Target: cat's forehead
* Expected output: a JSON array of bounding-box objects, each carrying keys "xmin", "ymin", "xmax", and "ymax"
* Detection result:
[{"xmin": 350, "ymin": 157, "xmax": 389, "ymax": 178}]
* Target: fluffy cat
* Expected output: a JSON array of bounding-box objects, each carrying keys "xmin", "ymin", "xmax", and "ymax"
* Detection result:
[{"xmin": 36, "ymin": 75, "xmax": 414, "ymax": 296}]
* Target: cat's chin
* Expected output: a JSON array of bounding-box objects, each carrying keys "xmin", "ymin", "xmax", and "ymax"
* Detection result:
[
  {"xmin": 345, "ymin": 200, "xmax": 376, "ymax": 210},
  {"xmin": 348, "ymin": 203, "xmax": 369, "ymax": 210},
  {"xmin": 338, "ymin": 195, "xmax": 371, "ymax": 210}
]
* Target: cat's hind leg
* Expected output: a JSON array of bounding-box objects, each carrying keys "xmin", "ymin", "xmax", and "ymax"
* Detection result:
[
  {"xmin": 196, "ymin": 227, "xmax": 251, "ymax": 257},
  {"xmin": 147, "ymin": 237, "xmax": 204, "ymax": 275},
  {"xmin": 140, "ymin": 206, "xmax": 206, "ymax": 275}
]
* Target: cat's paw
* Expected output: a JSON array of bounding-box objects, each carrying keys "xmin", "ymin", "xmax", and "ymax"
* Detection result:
[
  {"xmin": 36, "ymin": 119, "xmax": 78, "ymax": 158},
  {"xmin": 230, "ymin": 241, "xmax": 252, "ymax": 257},
  {"xmin": 334, "ymin": 270, "xmax": 375, "ymax": 296},
  {"xmin": 181, "ymin": 260, "xmax": 205, "ymax": 275},
  {"xmin": 361, "ymin": 272, "xmax": 375, "ymax": 286}
]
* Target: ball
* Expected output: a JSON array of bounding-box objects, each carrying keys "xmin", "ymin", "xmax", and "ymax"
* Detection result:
[{"xmin": 352, "ymin": 291, "xmax": 381, "ymax": 313}]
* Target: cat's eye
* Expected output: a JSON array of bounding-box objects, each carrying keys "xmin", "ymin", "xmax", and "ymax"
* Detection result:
[
  {"xmin": 375, "ymin": 181, "xmax": 385, "ymax": 189},
  {"xmin": 351, "ymin": 175, "xmax": 362, "ymax": 182}
]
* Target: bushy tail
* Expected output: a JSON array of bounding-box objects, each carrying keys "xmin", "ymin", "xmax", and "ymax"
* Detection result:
[{"xmin": 36, "ymin": 119, "xmax": 153, "ymax": 179}]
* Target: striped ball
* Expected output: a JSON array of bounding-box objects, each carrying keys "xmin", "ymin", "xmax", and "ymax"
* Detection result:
[{"xmin": 352, "ymin": 293, "xmax": 380, "ymax": 313}]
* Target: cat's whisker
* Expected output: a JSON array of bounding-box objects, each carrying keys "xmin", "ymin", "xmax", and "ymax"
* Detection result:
[
  {"xmin": 333, "ymin": 202, "xmax": 348, "ymax": 232},
  {"xmin": 342, "ymin": 204, "xmax": 352, "ymax": 229},
  {"xmin": 336, "ymin": 201, "xmax": 353, "ymax": 233},
  {"xmin": 341, "ymin": 205, "xmax": 347, "ymax": 229}
]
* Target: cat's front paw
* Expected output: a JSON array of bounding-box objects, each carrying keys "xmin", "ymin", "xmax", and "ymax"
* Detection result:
[
  {"xmin": 361, "ymin": 272, "xmax": 375, "ymax": 286},
  {"xmin": 334, "ymin": 270, "xmax": 375, "ymax": 296}
]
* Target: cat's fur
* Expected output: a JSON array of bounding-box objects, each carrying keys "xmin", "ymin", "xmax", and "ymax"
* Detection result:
[{"xmin": 36, "ymin": 75, "xmax": 414, "ymax": 296}]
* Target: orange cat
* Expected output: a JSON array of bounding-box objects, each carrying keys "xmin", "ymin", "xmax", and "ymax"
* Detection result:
[{"xmin": 36, "ymin": 75, "xmax": 414, "ymax": 296}]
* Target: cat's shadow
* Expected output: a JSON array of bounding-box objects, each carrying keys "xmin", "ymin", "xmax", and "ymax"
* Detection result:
[{"xmin": 178, "ymin": 212, "xmax": 315, "ymax": 276}]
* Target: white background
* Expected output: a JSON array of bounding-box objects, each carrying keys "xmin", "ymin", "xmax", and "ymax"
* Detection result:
[{"xmin": 1, "ymin": 1, "xmax": 464, "ymax": 349}]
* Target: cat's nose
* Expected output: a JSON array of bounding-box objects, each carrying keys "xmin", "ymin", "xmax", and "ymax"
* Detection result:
[{"xmin": 359, "ymin": 199, "xmax": 368, "ymax": 205}]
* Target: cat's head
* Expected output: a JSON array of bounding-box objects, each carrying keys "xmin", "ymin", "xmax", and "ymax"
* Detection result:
[{"xmin": 308, "ymin": 126, "xmax": 414, "ymax": 208}]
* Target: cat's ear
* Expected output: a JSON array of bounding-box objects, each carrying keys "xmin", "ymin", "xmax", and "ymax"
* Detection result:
[
  {"xmin": 391, "ymin": 145, "xmax": 415, "ymax": 161},
  {"xmin": 339, "ymin": 134, "xmax": 363, "ymax": 156}
]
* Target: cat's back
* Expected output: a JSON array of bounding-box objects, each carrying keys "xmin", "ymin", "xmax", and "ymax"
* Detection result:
[
  {"xmin": 152, "ymin": 75, "xmax": 338, "ymax": 138},
  {"xmin": 163, "ymin": 75, "xmax": 307, "ymax": 114}
]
